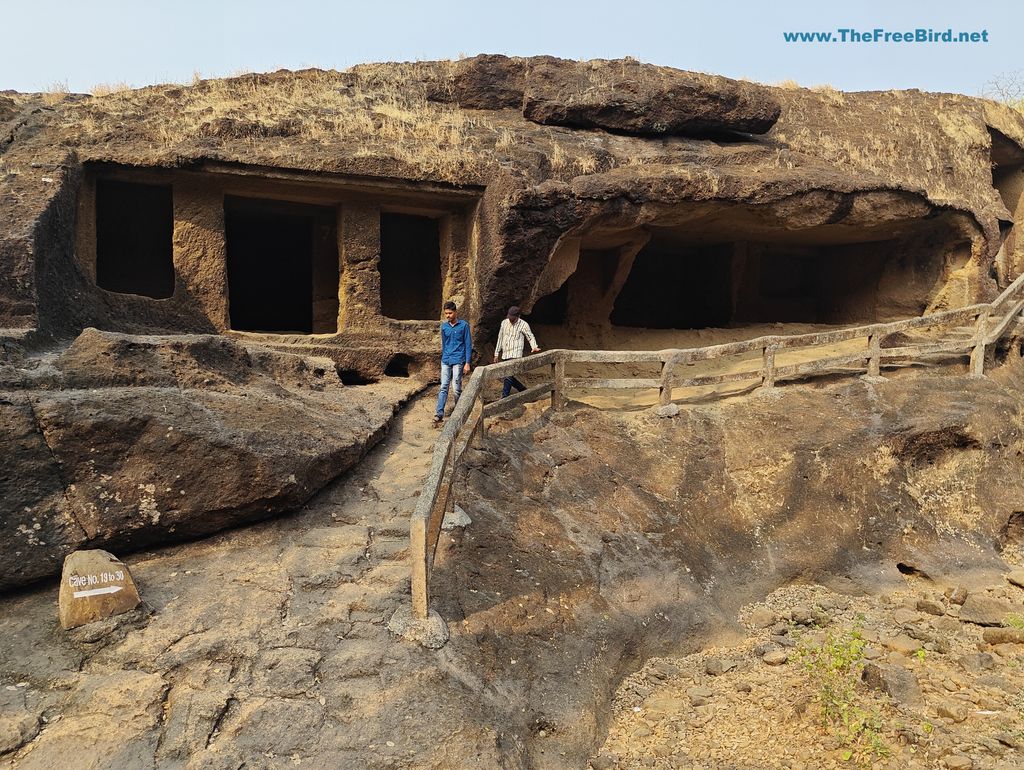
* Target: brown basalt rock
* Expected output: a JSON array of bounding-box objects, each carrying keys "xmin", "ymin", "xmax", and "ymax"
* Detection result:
[
  {"xmin": 884, "ymin": 634, "xmax": 924, "ymax": 656},
  {"xmin": 982, "ymin": 628, "xmax": 1024, "ymax": 645},
  {"xmin": 8, "ymin": 670, "xmax": 168, "ymax": 767},
  {"xmin": 0, "ymin": 95, "xmax": 16, "ymax": 123},
  {"xmin": 0, "ymin": 399, "xmax": 87, "ymax": 586},
  {"xmin": 444, "ymin": 54, "xmax": 529, "ymax": 110},
  {"xmin": 436, "ymin": 55, "xmax": 782, "ymax": 138},
  {"xmin": 57, "ymin": 549, "xmax": 141, "ymax": 630},
  {"xmin": 947, "ymin": 586, "xmax": 970, "ymax": 605},
  {"xmin": 0, "ymin": 329, "xmax": 417, "ymax": 589},
  {"xmin": 862, "ymin": 662, "xmax": 923, "ymax": 705},
  {"xmin": 917, "ymin": 598, "xmax": 946, "ymax": 616},
  {"xmin": 937, "ymin": 701, "xmax": 970, "ymax": 723},
  {"xmin": 520, "ymin": 56, "xmax": 781, "ymax": 136},
  {"xmin": 0, "ymin": 687, "xmax": 40, "ymax": 755},
  {"xmin": 2, "ymin": 58, "xmax": 1022, "ymax": 360},
  {"xmin": 959, "ymin": 595, "xmax": 1014, "ymax": 626}
]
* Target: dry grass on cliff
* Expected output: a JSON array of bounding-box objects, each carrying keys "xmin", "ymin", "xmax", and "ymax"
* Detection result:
[
  {"xmin": 54, "ymin": 63, "xmax": 631, "ymax": 182},
  {"xmin": 60, "ymin": 65, "xmax": 496, "ymax": 180}
]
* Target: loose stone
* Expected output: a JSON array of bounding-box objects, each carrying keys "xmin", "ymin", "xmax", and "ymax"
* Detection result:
[
  {"xmin": 936, "ymin": 701, "xmax": 969, "ymax": 723},
  {"xmin": 883, "ymin": 634, "xmax": 923, "ymax": 655},
  {"xmin": 947, "ymin": 587, "xmax": 969, "ymax": 605},
  {"xmin": 959, "ymin": 595, "xmax": 1012, "ymax": 626},
  {"xmin": 943, "ymin": 755, "xmax": 973, "ymax": 769},
  {"xmin": 57, "ymin": 550, "xmax": 141, "ymax": 630},
  {"xmin": 917, "ymin": 599, "xmax": 946, "ymax": 616}
]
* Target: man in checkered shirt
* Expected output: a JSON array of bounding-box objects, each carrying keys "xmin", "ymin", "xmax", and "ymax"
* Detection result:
[{"xmin": 493, "ymin": 305, "xmax": 541, "ymax": 398}]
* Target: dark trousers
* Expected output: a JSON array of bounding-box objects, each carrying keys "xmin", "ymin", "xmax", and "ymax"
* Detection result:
[{"xmin": 501, "ymin": 376, "xmax": 526, "ymax": 398}]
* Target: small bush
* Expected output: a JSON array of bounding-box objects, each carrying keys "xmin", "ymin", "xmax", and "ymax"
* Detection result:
[{"xmin": 798, "ymin": 627, "xmax": 890, "ymax": 762}]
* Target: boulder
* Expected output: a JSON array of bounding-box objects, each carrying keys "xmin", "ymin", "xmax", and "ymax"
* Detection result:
[
  {"xmin": 982, "ymin": 627, "xmax": 1024, "ymax": 645},
  {"xmin": 0, "ymin": 329, "xmax": 409, "ymax": 590},
  {"xmin": 58, "ymin": 549, "xmax": 141, "ymax": 630},
  {"xmin": 439, "ymin": 55, "xmax": 782, "ymax": 137},
  {"xmin": 521, "ymin": 57, "xmax": 780, "ymax": 136},
  {"xmin": 862, "ymin": 662, "xmax": 923, "ymax": 705},
  {"xmin": 0, "ymin": 399, "xmax": 86, "ymax": 586},
  {"xmin": 959, "ymin": 594, "xmax": 1013, "ymax": 626}
]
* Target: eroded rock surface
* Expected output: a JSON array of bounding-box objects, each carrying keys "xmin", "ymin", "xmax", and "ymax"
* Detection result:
[
  {"xmin": 0, "ymin": 328, "xmax": 421, "ymax": 589},
  {"xmin": 437, "ymin": 55, "xmax": 781, "ymax": 136},
  {"xmin": 2, "ymin": 57, "xmax": 1022, "ymax": 354},
  {"xmin": 3, "ymin": 355, "xmax": 1024, "ymax": 769}
]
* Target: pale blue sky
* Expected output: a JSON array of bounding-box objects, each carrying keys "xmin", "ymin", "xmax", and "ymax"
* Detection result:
[{"xmin": 0, "ymin": 0, "xmax": 1017, "ymax": 96}]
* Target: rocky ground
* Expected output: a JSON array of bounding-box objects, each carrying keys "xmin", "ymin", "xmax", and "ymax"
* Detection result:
[
  {"xmin": 592, "ymin": 570, "xmax": 1024, "ymax": 770},
  {"xmin": 3, "ymin": 354, "xmax": 1024, "ymax": 769},
  {"xmin": 0, "ymin": 390, "xmax": 462, "ymax": 770},
  {"xmin": 1, "ymin": 329, "xmax": 422, "ymax": 589}
]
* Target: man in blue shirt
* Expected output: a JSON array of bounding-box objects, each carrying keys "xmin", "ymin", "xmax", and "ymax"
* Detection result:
[{"xmin": 434, "ymin": 300, "xmax": 472, "ymax": 425}]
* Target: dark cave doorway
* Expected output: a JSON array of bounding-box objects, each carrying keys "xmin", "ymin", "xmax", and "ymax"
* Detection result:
[
  {"xmin": 609, "ymin": 231, "xmax": 897, "ymax": 329},
  {"xmin": 379, "ymin": 213, "xmax": 443, "ymax": 321},
  {"xmin": 225, "ymin": 196, "xmax": 339, "ymax": 334},
  {"xmin": 522, "ymin": 203, "xmax": 974, "ymax": 364},
  {"xmin": 95, "ymin": 179, "xmax": 175, "ymax": 299}
]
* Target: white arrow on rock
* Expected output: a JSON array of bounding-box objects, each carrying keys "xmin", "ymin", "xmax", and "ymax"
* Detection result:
[{"xmin": 73, "ymin": 585, "xmax": 123, "ymax": 598}]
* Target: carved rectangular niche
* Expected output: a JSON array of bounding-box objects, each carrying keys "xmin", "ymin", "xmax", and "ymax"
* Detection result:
[
  {"xmin": 225, "ymin": 196, "xmax": 339, "ymax": 334},
  {"xmin": 95, "ymin": 179, "xmax": 175, "ymax": 299}
]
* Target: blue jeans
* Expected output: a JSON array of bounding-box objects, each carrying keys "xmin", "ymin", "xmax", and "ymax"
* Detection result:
[
  {"xmin": 501, "ymin": 376, "xmax": 526, "ymax": 398},
  {"xmin": 435, "ymin": 363, "xmax": 463, "ymax": 418}
]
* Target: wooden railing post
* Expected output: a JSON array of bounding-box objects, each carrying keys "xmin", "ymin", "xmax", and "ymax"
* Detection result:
[
  {"xmin": 867, "ymin": 333, "xmax": 881, "ymax": 378},
  {"xmin": 761, "ymin": 344, "xmax": 777, "ymax": 390},
  {"xmin": 659, "ymin": 357, "xmax": 675, "ymax": 405},
  {"xmin": 551, "ymin": 358, "xmax": 565, "ymax": 410},
  {"xmin": 410, "ymin": 517, "xmax": 428, "ymax": 620},
  {"xmin": 970, "ymin": 309, "xmax": 990, "ymax": 377},
  {"xmin": 470, "ymin": 397, "xmax": 486, "ymax": 447}
]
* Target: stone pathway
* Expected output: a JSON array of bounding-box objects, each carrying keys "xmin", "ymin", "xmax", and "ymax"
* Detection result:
[{"xmin": 0, "ymin": 385, "xmax": 461, "ymax": 770}]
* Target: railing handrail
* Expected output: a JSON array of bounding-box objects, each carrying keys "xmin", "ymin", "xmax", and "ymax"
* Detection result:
[{"xmin": 409, "ymin": 279, "xmax": 1024, "ymax": 620}]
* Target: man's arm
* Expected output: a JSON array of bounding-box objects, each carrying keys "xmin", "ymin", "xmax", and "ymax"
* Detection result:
[
  {"xmin": 523, "ymin": 321, "xmax": 541, "ymax": 352},
  {"xmin": 463, "ymin": 322, "xmax": 472, "ymax": 372}
]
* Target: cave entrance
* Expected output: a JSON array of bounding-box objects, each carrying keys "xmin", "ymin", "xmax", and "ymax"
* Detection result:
[
  {"xmin": 610, "ymin": 230, "xmax": 896, "ymax": 328},
  {"xmin": 95, "ymin": 179, "xmax": 175, "ymax": 299},
  {"xmin": 225, "ymin": 196, "xmax": 339, "ymax": 334},
  {"xmin": 380, "ymin": 213, "xmax": 442, "ymax": 320},
  {"xmin": 611, "ymin": 242, "xmax": 732, "ymax": 328},
  {"xmin": 989, "ymin": 128, "xmax": 1024, "ymax": 285},
  {"xmin": 606, "ymin": 225, "xmax": 921, "ymax": 327},
  {"xmin": 529, "ymin": 212, "xmax": 955, "ymax": 350}
]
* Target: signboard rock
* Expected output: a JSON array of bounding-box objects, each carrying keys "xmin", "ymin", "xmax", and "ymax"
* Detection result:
[{"xmin": 58, "ymin": 550, "xmax": 141, "ymax": 630}]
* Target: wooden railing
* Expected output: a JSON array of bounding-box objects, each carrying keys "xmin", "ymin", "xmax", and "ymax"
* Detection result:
[{"xmin": 409, "ymin": 271, "xmax": 1024, "ymax": 619}]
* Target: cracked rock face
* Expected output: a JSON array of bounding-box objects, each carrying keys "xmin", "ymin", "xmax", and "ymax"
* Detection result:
[
  {"xmin": 2, "ymin": 356, "xmax": 1024, "ymax": 769},
  {"xmin": 0, "ymin": 328, "xmax": 420, "ymax": 590},
  {"xmin": 440, "ymin": 54, "xmax": 782, "ymax": 136}
]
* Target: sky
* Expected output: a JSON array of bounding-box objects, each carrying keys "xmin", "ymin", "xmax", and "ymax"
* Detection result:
[{"xmin": 0, "ymin": 0, "xmax": 1019, "ymax": 97}]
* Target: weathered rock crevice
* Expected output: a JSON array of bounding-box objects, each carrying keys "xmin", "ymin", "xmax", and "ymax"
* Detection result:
[
  {"xmin": 429, "ymin": 356, "xmax": 1024, "ymax": 767},
  {"xmin": 0, "ymin": 328, "xmax": 423, "ymax": 590}
]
